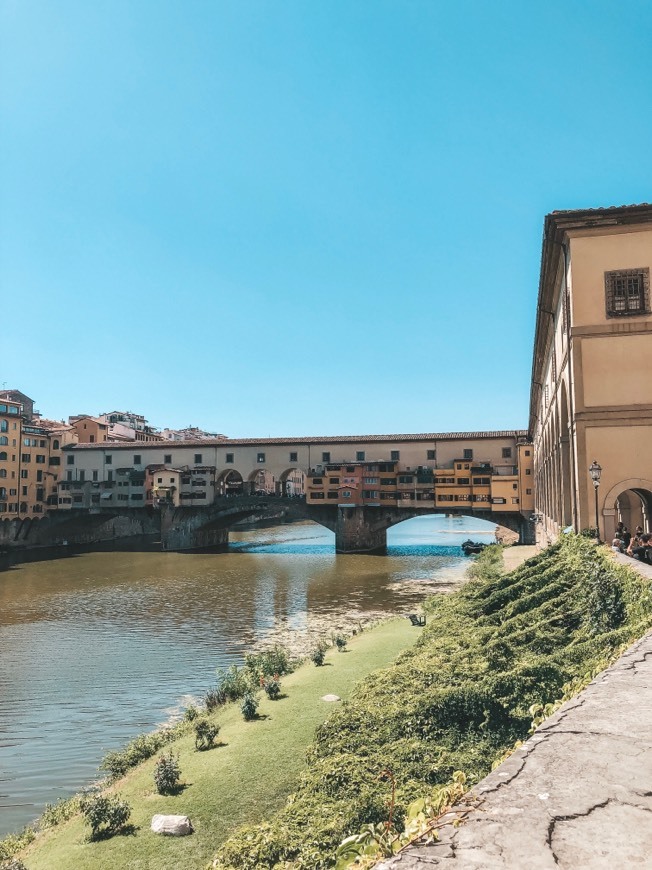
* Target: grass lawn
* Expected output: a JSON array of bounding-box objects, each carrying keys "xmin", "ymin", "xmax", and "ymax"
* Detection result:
[{"xmin": 21, "ymin": 617, "xmax": 418, "ymax": 870}]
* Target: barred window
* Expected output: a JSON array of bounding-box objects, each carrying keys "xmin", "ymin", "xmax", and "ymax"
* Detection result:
[{"xmin": 605, "ymin": 268, "xmax": 650, "ymax": 317}]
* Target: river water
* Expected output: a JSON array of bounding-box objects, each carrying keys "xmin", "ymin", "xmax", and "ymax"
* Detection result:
[{"xmin": 0, "ymin": 515, "xmax": 495, "ymax": 836}]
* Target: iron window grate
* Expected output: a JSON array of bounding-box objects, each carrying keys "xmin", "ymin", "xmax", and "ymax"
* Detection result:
[{"xmin": 605, "ymin": 268, "xmax": 650, "ymax": 317}]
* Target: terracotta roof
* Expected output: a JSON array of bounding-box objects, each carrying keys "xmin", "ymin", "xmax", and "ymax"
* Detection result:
[{"xmin": 68, "ymin": 430, "xmax": 529, "ymax": 450}]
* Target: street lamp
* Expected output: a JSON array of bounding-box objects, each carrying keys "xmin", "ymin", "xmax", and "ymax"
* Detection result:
[{"xmin": 589, "ymin": 460, "xmax": 602, "ymax": 543}]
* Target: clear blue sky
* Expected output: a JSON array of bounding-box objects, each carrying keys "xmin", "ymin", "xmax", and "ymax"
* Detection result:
[{"xmin": 2, "ymin": 1, "xmax": 650, "ymax": 436}]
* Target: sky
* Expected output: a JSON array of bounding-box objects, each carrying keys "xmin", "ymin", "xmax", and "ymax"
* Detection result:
[{"xmin": 1, "ymin": 1, "xmax": 651, "ymax": 437}]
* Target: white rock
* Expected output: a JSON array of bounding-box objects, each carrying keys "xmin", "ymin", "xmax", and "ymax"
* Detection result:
[
  {"xmin": 151, "ymin": 814, "xmax": 194, "ymax": 836},
  {"xmin": 321, "ymin": 694, "xmax": 341, "ymax": 702}
]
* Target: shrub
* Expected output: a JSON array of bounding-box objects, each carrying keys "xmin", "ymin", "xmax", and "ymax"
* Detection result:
[
  {"xmin": 333, "ymin": 633, "xmax": 347, "ymax": 652},
  {"xmin": 310, "ymin": 644, "xmax": 326, "ymax": 666},
  {"xmin": 184, "ymin": 704, "xmax": 200, "ymax": 722},
  {"xmin": 153, "ymin": 752, "xmax": 181, "ymax": 795},
  {"xmin": 245, "ymin": 645, "xmax": 294, "ymax": 678},
  {"xmin": 41, "ymin": 795, "xmax": 82, "ymax": 829},
  {"xmin": 79, "ymin": 794, "xmax": 131, "ymax": 841},
  {"xmin": 216, "ymin": 665, "xmax": 251, "ymax": 702},
  {"xmin": 204, "ymin": 686, "xmax": 226, "ymax": 712},
  {"xmin": 241, "ymin": 692, "xmax": 259, "ymax": 721},
  {"xmin": 0, "ymin": 829, "xmax": 36, "ymax": 862},
  {"xmin": 100, "ymin": 726, "xmax": 182, "ymax": 780},
  {"xmin": 262, "ymin": 675, "xmax": 281, "ymax": 700},
  {"xmin": 1, "ymin": 859, "xmax": 29, "ymax": 870},
  {"xmin": 194, "ymin": 718, "xmax": 220, "ymax": 751}
]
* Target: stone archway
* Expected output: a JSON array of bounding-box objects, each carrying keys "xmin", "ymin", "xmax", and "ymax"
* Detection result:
[{"xmin": 602, "ymin": 478, "xmax": 652, "ymax": 542}]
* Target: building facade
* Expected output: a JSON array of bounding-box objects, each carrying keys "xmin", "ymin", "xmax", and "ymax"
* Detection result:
[{"xmin": 529, "ymin": 203, "xmax": 652, "ymax": 543}]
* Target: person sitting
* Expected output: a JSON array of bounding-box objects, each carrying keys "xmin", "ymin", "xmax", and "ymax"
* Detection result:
[
  {"xmin": 628, "ymin": 532, "xmax": 652, "ymax": 563},
  {"xmin": 616, "ymin": 522, "xmax": 632, "ymax": 548},
  {"xmin": 611, "ymin": 537, "xmax": 625, "ymax": 553}
]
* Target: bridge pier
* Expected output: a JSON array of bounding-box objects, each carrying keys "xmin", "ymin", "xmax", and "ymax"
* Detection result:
[
  {"xmin": 160, "ymin": 506, "xmax": 229, "ymax": 551},
  {"xmin": 335, "ymin": 507, "xmax": 388, "ymax": 554}
]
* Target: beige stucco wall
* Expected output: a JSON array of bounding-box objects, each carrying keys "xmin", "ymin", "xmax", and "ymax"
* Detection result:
[
  {"xmin": 569, "ymin": 227, "xmax": 652, "ymax": 328},
  {"xmin": 581, "ymin": 334, "xmax": 652, "ymax": 407}
]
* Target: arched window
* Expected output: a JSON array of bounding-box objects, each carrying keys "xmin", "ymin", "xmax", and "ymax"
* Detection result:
[
  {"xmin": 0, "ymin": 487, "xmax": 7, "ymax": 498},
  {"xmin": 0, "ymin": 451, "xmax": 7, "ymax": 461},
  {"xmin": 53, "ymin": 439, "xmax": 60, "ymax": 450},
  {"xmin": 0, "ymin": 469, "xmax": 6, "ymax": 478},
  {"xmin": 0, "ymin": 420, "xmax": 7, "ymax": 432},
  {"xmin": 0, "ymin": 436, "xmax": 8, "ymax": 445}
]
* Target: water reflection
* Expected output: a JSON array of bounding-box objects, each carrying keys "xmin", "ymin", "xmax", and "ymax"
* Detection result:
[{"xmin": 0, "ymin": 515, "xmax": 495, "ymax": 835}]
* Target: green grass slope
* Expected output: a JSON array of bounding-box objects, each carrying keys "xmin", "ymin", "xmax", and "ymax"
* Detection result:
[
  {"xmin": 18, "ymin": 619, "xmax": 416, "ymax": 870},
  {"xmin": 214, "ymin": 537, "xmax": 652, "ymax": 869}
]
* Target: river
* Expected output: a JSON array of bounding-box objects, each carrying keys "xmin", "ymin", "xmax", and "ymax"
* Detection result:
[{"xmin": 0, "ymin": 514, "xmax": 495, "ymax": 837}]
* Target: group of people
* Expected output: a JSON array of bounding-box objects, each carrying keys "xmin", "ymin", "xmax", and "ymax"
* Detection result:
[{"xmin": 611, "ymin": 522, "xmax": 652, "ymax": 564}]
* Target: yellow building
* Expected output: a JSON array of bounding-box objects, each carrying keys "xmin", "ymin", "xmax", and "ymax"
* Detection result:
[
  {"xmin": 0, "ymin": 397, "xmax": 23, "ymax": 516},
  {"xmin": 530, "ymin": 203, "xmax": 652, "ymax": 543}
]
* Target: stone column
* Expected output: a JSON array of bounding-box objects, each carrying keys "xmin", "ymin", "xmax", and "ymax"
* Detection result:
[{"xmin": 335, "ymin": 506, "xmax": 387, "ymax": 553}]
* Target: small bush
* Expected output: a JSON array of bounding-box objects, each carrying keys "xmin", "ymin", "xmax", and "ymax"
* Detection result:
[
  {"xmin": 241, "ymin": 692, "xmax": 259, "ymax": 721},
  {"xmin": 0, "ymin": 829, "xmax": 36, "ymax": 862},
  {"xmin": 204, "ymin": 686, "xmax": 226, "ymax": 712},
  {"xmin": 1, "ymin": 859, "xmax": 29, "ymax": 870},
  {"xmin": 262, "ymin": 676, "xmax": 281, "ymax": 700},
  {"xmin": 194, "ymin": 718, "xmax": 220, "ymax": 751},
  {"xmin": 216, "ymin": 665, "xmax": 251, "ymax": 702},
  {"xmin": 333, "ymin": 633, "xmax": 347, "ymax": 652},
  {"xmin": 184, "ymin": 704, "xmax": 200, "ymax": 721},
  {"xmin": 80, "ymin": 794, "xmax": 131, "ymax": 841},
  {"xmin": 153, "ymin": 752, "xmax": 181, "ymax": 795},
  {"xmin": 100, "ymin": 726, "xmax": 182, "ymax": 780},
  {"xmin": 245, "ymin": 645, "xmax": 294, "ymax": 677},
  {"xmin": 41, "ymin": 795, "xmax": 82, "ymax": 829},
  {"xmin": 310, "ymin": 645, "xmax": 326, "ymax": 666}
]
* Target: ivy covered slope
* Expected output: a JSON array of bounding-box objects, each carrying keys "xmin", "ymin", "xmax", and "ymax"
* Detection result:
[{"xmin": 214, "ymin": 536, "xmax": 652, "ymax": 870}]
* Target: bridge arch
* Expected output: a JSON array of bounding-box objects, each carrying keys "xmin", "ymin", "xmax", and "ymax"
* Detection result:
[
  {"xmin": 602, "ymin": 478, "xmax": 652, "ymax": 542},
  {"xmin": 248, "ymin": 468, "xmax": 276, "ymax": 495},
  {"xmin": 278, "ymin": 467, "xmax": 306, "ymax": 498},
  {"xmin": 217, "ymin": 469, "xmax": 244, "ymax": 497}
]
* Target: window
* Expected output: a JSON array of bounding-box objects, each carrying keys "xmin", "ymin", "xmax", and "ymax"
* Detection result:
[
  {"xmin": 390, "ymin": 450, "xmax": 400, "ymax": 461},
  {"xmin": 363, "ymin": 477, "xmax": 379, "ymax": 484},
  {"xmin": 36, "ymin": 454, "xmax": 45, "ymax": 464},
  {"xmin": 322, "ymin": 452, "xmax": 331, "ymax": 463},
  {"xmin": 458, "ymin": 477, "xmax": 470, "ymax": 485},
  {"xmin": 356, "ymin": 451, "xmax": 365, "ymax": 461},
  {"xmin": 257, "ymin": 452, "xmax": 265, "ymax": 464},
  {"xmin": 36, "ymin": 470, "xmax": 43, "ymax": 482},
  {"xmin": 89, "ymin": 435, "xmax": 95, "ymax": 443},
  {"xmin": 164, "ymin": 454, "xmax": 172, "ymax": 464},
  {"xmin": 605, "ymin": 268, "xmax": 650, "ymax": 317},
  {"xmin": 107, "ymin": 470, "xmax": 113, "ymax": 482},
  {"xmin": 341, "ymin": 491, "xmax": 352, "ymax": 498},
  {"xmin": 502, "ymin": 447, "xmax": 512, "ymax": 458},
  {"xmin": 463, "ymin": 449, "xmax": 473, "ymax": 460},
  {"xmin": 398, "ymin": 475, "xmax": 413, "ymax": 484},
  {"xmin": 512, "ymin": 483, "xmax": 518, "ymax": 489},
  {"xmin": 67, "ymin": 454, "xmax": 75, "ymax": 465},
  {"xmin": 92, "ymin": 470, "xmax": 98, "ymax": 481},
  {"xmin": 524, "ymin": 450, "xmax": 531, "ymax": 457},
  {"xmin": 289, "ymin": 451, "xmax": 298, "ymax": 463},
  {"xmin": 53, "ymin": 439, "xmax": 59, "ymax": 450},
  {"xmin": 105, "ymin": 455, "xmax": 112, "ymax": 464},
  {"xmin": 22, "ymin": 486, "xmax": 28, "ymax": 496},
  {"xmin": 473, "ymin": 477, "xmax": 490, "ymax": 485},
  {"xmin": 311, "ymin": 478, "xmax": 323, "ymax": 484},
  {"xmin": 67, "ymin": 471, "xmax": 73, "ymax": 481},
  {"xmin": 194, "ymin": 453, "xmax": 203, "ymax": 464},
  {"xmin": 526, "ymin": 488, "xmax": 532, "ymax": 495},
  {"xmin": 79, "ymin": 470, "xmax": 85, "ymax": 482},
  {"xmin": 20, "ymin": 470, "xmax": 28, "ymax": 479},
  {"xmin": 525, "ymin": 468, "xmax": 531, "ymax": 475},
  {"xmin": 0, "ymin": 437, "xmax": 6, "ymax": 447},
  {"xmin": 0, "ymin": 421, "xmax": 6, "ymax": 432},
  {"xmin": 511, "ymin": 497, "xmax": 520, "ymax": 504},
  {"xmin": 133, "ymin": 455, "xmax": 142, "ymax": 465},
  {"xmin": 158, "ymin": 477, "xmax": 163, "ymax": 483},
  {"xmin": 380, "ymin": 478, "xmax": 397, "ymax": 485},
  {"xmin": 21, "ymin": 454, "xmax": 31, "ymax": 463},
  {"xmin": 329, "ymin": 477, "xmax": 340, "ymax": 484},
  {"xmin": 0, "ymin": 469, "xmax": 5, "ymax": 478},
  {"xmin": 327, "ymin": 492, "xmax": 339, "ymax": 499},
  {"xmin": 363, "ymin": 490, "xmax": 379, "ymax": 499},
  {"xmin": 311, "ymin": 492, "xmax": 325, "ymax": 499},
  {"xmin": 226, "ymin": 453, "xmax": 234, "ymax": 463},
  {"xmin": 427, "ymin": 449, "xmax": 436, "ymax": 461}
]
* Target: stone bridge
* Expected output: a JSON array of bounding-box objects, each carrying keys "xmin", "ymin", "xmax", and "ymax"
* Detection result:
[
  {"xmin": 0, "ymin": 499, "xmax": 533, "ymax": 554},
  {"xmin": 158, "ymin": 496, "xmax": 532, "ymax": 552}
]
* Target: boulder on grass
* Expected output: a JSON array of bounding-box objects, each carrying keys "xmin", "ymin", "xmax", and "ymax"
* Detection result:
[{"xmin": 151, "ymin": 814, "xmax": 194, "ymax": 836}]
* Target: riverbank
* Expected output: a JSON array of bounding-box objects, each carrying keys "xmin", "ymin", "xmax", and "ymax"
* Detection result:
[
  {"xmin": 15, "ymin": 618, "xmax": 420, "ymax": 870},
  {"xmin": 211, "ymin": 535, "xmax": 652, "ymax": 869}
]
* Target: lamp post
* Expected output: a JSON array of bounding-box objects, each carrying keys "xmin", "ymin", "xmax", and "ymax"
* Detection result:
[{"xmin": 589, "ymin": 460, "xmax": 602, "ymax": 543}]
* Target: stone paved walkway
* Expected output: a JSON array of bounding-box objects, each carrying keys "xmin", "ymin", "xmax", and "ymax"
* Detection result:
[{"xmin": 378, "ymin": 563, "xmax": 652, "ymax": 869}]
